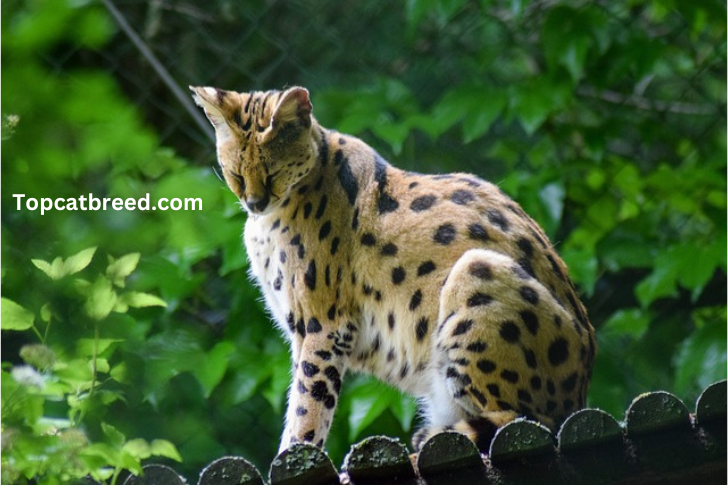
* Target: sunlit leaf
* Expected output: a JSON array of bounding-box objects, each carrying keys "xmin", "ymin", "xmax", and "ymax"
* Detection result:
[
  {"xmin": 118, "ymin": 291, "xmax": 167, "ymax": 309},
  {"xmin": 150, "ymin": 439, "xmax": 182, "ymax": 462},
  {"xmin": 63, "ymin": 246, "xmax": 97, "ymax": 276},
  {"xmin": 1, "ymin": 298, "xmax": 34, "ymax": 330},
  {"xmin": 106, "ymin": 252, "xmax": 140, "ymax": 288},
  {"xmin": 84, "ymin": 276, "xmax": 117, "ymax": 320}
]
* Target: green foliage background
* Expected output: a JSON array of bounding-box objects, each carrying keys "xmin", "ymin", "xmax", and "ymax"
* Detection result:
[{"xmin": 2, "ymin": 0, "xmax": 726, "ymax": 482}]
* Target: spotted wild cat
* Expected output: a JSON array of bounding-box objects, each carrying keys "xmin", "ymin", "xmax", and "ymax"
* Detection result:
[{"xmin": 191, "ymin": 85, "xmax": 595, "ymax": 453}]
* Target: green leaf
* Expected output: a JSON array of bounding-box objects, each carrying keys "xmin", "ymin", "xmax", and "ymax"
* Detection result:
[
  {"xmin": 32, "ymin": 256, "xmax": 64, "ymax": 280},
  {"xmin": 192, "ymin": 342, "xmax": 235, "ymax": 398},
  {"xmin": 1, "ymin": 298, "xmax": 34, "ymax": 330},
  {"xmin": 510, "ymin": 80, "xmax": 568, "ymax": 135},
  {"xmin": 561, "ymin": 248, "xmax": 598, "ymax": 296},
  {"xmin": 432, "ymin": 86, "xmax": 506, "ymax": 142},
  {"xmin": 602, "ymin": 308, "xmax": 651, "ymax": 339},
  {"xmin": 674, "ymin": 311, "xmax": 727, "ymax": 397},
  {"xmin": 106, "ymin": 252, "xmax": 140, "ymax": 287},
  {"xmin": 123, "ymin": 438, "xmax": 151, "ymax": 459},
  {"xmin": 101, "ymin": 422, "xmax": 126, "ymax": 448},
  {"xmin": 348, "ymin": 381, "xmax": 406, "ymax": 441},
  {"xmin": 150, "ymin": 439, "xmax": 182, "ymax": 462},
  {"xmin": 63, "ymin": 246, "xmax": 97, "ymax": 276},
  {"xmin": 84, "ymin": 276, "xmax": 117, "ymax": 320},
  {"xmin": 635, "ymin": 263, "xmax": 678, "ymax": 307},
  {"xmin": 538, "ymin": 182, "xmax": 565, "ymax": 228},
  {"xmin": 31, "ymin": 247, "xmax": 96, "ymax": 281},
  {"xmin": 118, "ymin": 291, "xmax": 167, "ymax": 309},
  {"xmin": 80, "ymin": 443, "xmax": 121, "ymax": 468},
  {"xmin": 40, "ymin": 303, "xmax": 52, "ymax": 323},
  {"xmin": 77, "ymin": 338, "xmax": 123, "ymax": 357}
]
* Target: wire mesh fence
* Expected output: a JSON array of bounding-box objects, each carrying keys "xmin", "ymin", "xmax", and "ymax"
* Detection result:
[
  {"xmin": 47, "ymin": 0, "xmax": 725, "ymax": 171},
  {"xmin": 26, "ymin": 0, "xmax": 726, "ymax": 476}
]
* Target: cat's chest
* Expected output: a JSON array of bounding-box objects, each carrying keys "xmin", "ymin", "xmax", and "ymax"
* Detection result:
[{"xmin": 245, "ymin": 215, "xmax": 297, "ymax": 326}]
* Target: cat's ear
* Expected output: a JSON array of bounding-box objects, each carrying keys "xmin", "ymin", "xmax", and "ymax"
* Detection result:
[
  {"xmin": 190, "ymin": 86, "xmax": 239, "ymax": 142},
  {"xmin": 270, "ymin": 87, "xmax": 312, "ymax": 129}
]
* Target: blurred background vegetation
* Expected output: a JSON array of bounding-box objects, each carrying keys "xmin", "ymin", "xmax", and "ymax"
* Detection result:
[{"xmin": 2, "ymin": 0, "xmax": 726, "ymax": 482}]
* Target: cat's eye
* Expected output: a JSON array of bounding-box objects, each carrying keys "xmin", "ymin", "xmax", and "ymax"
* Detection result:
[{"xmin": 231, "ymin": 172, "xmax": 246, "ymax": 192}]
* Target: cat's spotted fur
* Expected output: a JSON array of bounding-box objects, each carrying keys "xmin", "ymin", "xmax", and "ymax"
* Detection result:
[{"xmin": 192, "ymin": 85, "xmax": 595, "ymax": 453}]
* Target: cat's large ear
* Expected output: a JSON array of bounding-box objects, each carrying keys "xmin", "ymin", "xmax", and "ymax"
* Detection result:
[
  {"xmin": 190, "ymin": 86, "xmax": 239, "ymax": 142},
  {"xmin": 270, "ymin": 87, "xmax": 312, "ymax": 129}
]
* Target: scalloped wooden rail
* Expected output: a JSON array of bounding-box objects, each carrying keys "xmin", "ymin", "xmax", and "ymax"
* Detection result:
[{"xmin": 123, "ymin": 380, "xmax": 726, "ymax": 485}]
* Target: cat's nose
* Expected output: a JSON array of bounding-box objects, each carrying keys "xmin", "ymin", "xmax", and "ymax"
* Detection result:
[{"xmin": 245, "ymin": 194, "xmax": 270, "ymax": 213}]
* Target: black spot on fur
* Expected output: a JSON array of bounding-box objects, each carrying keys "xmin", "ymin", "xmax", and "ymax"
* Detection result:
[
  {"xmin": 379, "ymin": 193, "xmax": 400, "ymax": 214},
  {"xmin": 416, "ymin": 317, "xmax": 429, "ymax": 341},
  {"xmin": 523, "ymin": 348, "xmax": 538, "ymax": 369},
  {"xmin": 499, "ymin": 321, "xmax": 521, "ymax": 343},
  {"xmin": 530, "ymin": 376, "xmax": 542, "ymax": 390},
  {"xmin": 450, "ymin": 189, "xmax": 476, "ymax": 205},
  {"xmin": 318, "ymin": 130, "xmax": 329, "ymax": 166},
  {"xmin": 325, "ymin": 366, "xmax": 342, "ymax": 394},
  {"xmin": 330, "ymin": 237, "xmax": 340, "ymax": 255},
  {"xmin": 520, "ymin": 310, "xmax": 540, "ymax": 335},
  {"xmin": 467, "ymin": 341, "xmax": 487, "ymax": 352},
  {"xmin": 388, "ymin": 312, "xmax": 395, "ymax": 329},
  {"xmin": 409, "ymin": 290, "xmax": 423, "ymax": 311},
  {"xmin": 487, "ymin": 383, "xmax": 501, "ymax": 398},
  {"xmin": 487, "ymin": 208, "xmax": 510, "ymax": 232},
  {"xmin": 337, "ymin": 155, "xmax": 359, "ymax": 205},
  {"xmin": 520, "ymin": 286, "xmax": 540, "ymax": 305},
  {"xmin": 417, "ymin": 261, "xmax": 436, "ymax": 276},
  {"xmin": 361, "ymin": 233, "xmax": 376, "ymax": 246},
  {"xmin": 304, "ymin": 260, "xmax": 317, "ymax": 290},
  {"xmin": 307, "ymin": 318, "xmax": 322, "ymax": 333},
  {"xmin": 315, "ymin": 350, "xmax": 332, "ymax": 361},
  {"xmin": 517, "ymin": 237, "xmax": 534, "ymax": 256},
  {"xmin": 467, "ymin": 292, "xmax": 493, "ymax": 307},
  {"xmin": 411, "ymin": 195, "xmax": 437, "ymax": 212},
  {"xmin": 303, "ymin": 202, "xmax": 313, "ymax": 219},
  {"xmin": 548, "ymin": 338, "xmax": 570, "ymax": 366},
  {"xmin": 433, "ymin": 224, "xmax": 456, "ymax": 245},
  {"xmin": 477, "ymin": 359, "xmax": 496, "ymax": 374},
  {"xmin": 561, "ymin": 372, "xmax": 578, "ymax": 392},
  {"xmin": 452, "ymin": 319, "xmax": 474, "ymax": 336},
  {"xmin": 315, "ymin": 195, "xmax": 328, "ymax": 219},
  {"xmin": 470, "ymin": 388, "xmax": 488, "ymax": 406},
  {"xmin": 381, "ymin": 243, "xmax": 398, "ymax": 256},
  {"xmin": 302, "ymin": 361, "xmax": 320, "ymax": 377},
  {"xmin": 500, "ymin": 369, "xmax": 520, "ymax": 383},
  {"xmin": 392, "ymin": 267, "xmax": 406, "ymax": 285},
  {"xmin": 518, "ymin": 389, "xmax": 533, "ymax": 403},
  {"xmin": 318, "ymin": 221, "xmax": 332, "ymax": 240},
  {"xmin": 468, "ymin": 261, "xmax": 492, "ymax": 279},
  {"xmin": 467, "ymin": 223, "xmax": 490, "ymax": 242}
]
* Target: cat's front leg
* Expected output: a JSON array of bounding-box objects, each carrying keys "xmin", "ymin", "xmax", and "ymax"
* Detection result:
[{"xmin": 278, "ymin": 321, "xmax": 353, "ymax": 453}]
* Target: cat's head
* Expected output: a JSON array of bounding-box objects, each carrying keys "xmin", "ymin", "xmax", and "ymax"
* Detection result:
[{"xmin": 191, "ymin": 86, "xmax": 317, "ymax": 214}]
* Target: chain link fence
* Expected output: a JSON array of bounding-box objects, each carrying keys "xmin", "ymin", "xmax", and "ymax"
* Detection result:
[
  {"xmin": 47, "ymin": 0, "xmax": 725, "ymax": 171},
  {"xmin": 34, "ymin": 0, "xmax": 725, "ymax": 474}
]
